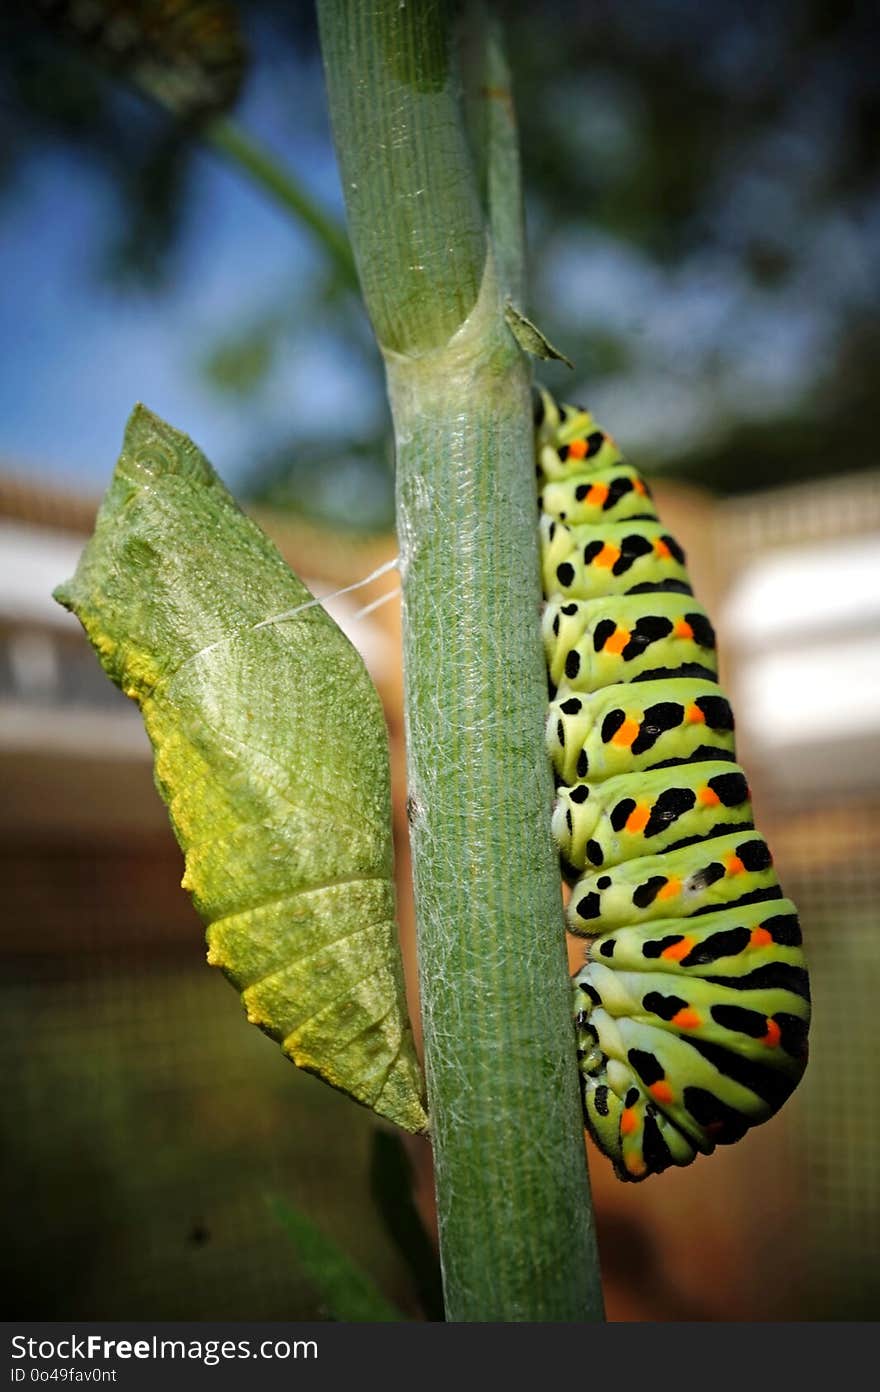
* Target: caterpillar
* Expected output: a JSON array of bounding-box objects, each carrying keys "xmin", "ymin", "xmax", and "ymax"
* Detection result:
[
  {"xmin": 536, "ymin": 389, "xmax": 810, "ymax": 1182},
  {"xmin": 55, "ymin": 405, "xmax": 427, "ymax": 1136}
]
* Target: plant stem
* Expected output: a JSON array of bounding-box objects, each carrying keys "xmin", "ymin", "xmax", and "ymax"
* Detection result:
[
  {"xmin": 318, "ymin": 0, "xmax": 604, "ymax": 1321},
  {"xmin": 203, "ymin": 117, "xmax": 358, "ymax": 287},
  {"xmin": 460, "ymin": 4, "xmax": 527, "ymax": 304},
  {"xmin": 317, "ymin": 0, "xmax": 486, "ymax": 354}
]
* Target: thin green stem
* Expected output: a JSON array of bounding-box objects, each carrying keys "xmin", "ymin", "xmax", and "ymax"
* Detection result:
[
  {"xmin": 460, "ymin": 4, "xmax": 527, "ymax": 304},
  {"xmin": 204, "ymin": 117, "xmax": 357, "ymax": 287}
]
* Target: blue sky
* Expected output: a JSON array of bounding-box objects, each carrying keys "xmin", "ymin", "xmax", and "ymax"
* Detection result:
[{"xmin": 0, "ymin": 54, "xmax": 380, "ymax": 496}]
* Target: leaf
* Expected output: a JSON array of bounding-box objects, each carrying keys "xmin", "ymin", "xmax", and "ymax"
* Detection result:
[
  {"xmin": 54, "ymin": 404, "xmax": 428, "ymax": 1135},
  {"xmin": 268, "ymin": 1196, "xmax": 405, "ymax": 1323},
  {"xmin": 369, "ymin": 1130, "xmax": 444, "ymax": 1321},
  {"xmin": 504, "ymin": 300, "xmax": 574, "ymax": 367},
  {"xmin": 36, "ymin": 0, "xmax": 248, "ymax": 119}
]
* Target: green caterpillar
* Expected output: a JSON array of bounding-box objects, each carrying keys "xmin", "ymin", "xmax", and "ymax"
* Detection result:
[{"xmin": 536, "ymin": 390, "xmax": 810, "ymax": 1182}]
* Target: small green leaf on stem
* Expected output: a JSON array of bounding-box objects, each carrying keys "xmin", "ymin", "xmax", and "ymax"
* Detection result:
[{"xmin": 504, "ymin": 301, "xmax": 574, "ymax": 367}]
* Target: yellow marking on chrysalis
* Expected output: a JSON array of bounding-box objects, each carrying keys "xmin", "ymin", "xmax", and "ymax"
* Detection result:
[
  {"xmin": 698, "ymin": 786, "xmax": 721, "ymax": 807},
  {"xmin": 604, "ymin": 626, "xmax": 630, "ymax": 654},
  {"xmin": 685, "ymin": 703, "xmax": 706, "ymax": 724},
  {"xmin": 611, "ymin": 717, "xmax": 640, "ymax": 748},
  {"xmin": 672, "ymin": 1007, "xmax": 701, "ymax": 1030},
  {"xmin": 674, "ymin": 618, "xmax": 694, "ymax": 640},
  {"xmin": 649, "ymin": 1080, "xmax": 674, "ymax": 1104},
  {"xmin": 620, "ymin": 1108, "xmax": 638, "ymax": 1136},
  {"xmin": 661, "ymin": 936, "xmax": 695, "ymax": 962},
  {"xmin": 656, "ymin": 877, "xmax": 681, "ymax": 901},
  {"xmin": 625, "ymin": 804, "xmax": 650, "ymax": 834}
]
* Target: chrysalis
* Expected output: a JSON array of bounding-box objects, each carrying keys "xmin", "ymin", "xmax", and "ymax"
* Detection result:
[
  {"xmin": 55, "ymin": 405, "xmax": 427, "ymax": 1134},
  {"xmin": 536, "ymin": 389, "xmax": 810, "ymax": 1181}
]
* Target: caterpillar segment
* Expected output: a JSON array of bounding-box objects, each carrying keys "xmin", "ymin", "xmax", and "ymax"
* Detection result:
[
  {"xmin": 547, "ymin": 679, "xmax": 736, "ymax": 786},
  {"xmin": 542, "ymin": 592, "xmax": 719, "ymax": 693},
  {"xmin": 540, "ymin": 513, "xmax": 693, "ymax": 602},
  {"xmin": 536, "ymin": 388, "xmax": 810, "ymax": 1181},
  {"xmin": 552, "ymin": 760, "xmax": 754, "ymax": 873}
]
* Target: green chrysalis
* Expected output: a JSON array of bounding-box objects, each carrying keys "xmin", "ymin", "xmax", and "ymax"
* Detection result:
[{"xmin": 54, "ymin": 405, "xmax": 427, "ymax": 1134}]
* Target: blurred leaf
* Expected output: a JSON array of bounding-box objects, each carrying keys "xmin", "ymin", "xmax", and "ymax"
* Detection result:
[
  {"xmin": 369, "ymin": 1130, "xmax": 444, "ymax": 1322},
  {"xmin": 201, "ymin": 313, "xmax": 285, "ymax": 395},
  {"xmin": 268, "ymin": 1195, "xmax": 405, "ymax": 1323},
  {"xmin": 33, "ymin": 0, "xmax": 248, "ymax": 119},
  {"xmin": 104, "ymin": 124, "xmax": 191, "ymax": 285},
  {"xmin": 245, "ymin": 434, "xmax": 395, "ymax": 534}
]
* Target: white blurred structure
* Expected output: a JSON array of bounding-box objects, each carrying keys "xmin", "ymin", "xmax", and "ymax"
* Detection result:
[
  {"xmin": 719, "ymin": 502, "xmax": 880, "ymax": 799},
  {"xmin": 0, "ymin": 512, "xmax": 397, "ymax": 835}
]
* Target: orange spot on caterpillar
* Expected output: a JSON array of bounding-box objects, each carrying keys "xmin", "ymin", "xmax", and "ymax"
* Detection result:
[
  {"xmin": 567, "ymin": 438, "xmax": 588, "ymax": 460},
  {"xmin": 611, "ymin": 717, "xmax": 640, "ymax": 748},
  {"xmin": 672, "ymin": 1007, "xmax": 701, "ymax": 1030},
  {"xmin": 661, "ymin": 936, "xmax": 695, "ymax": 962},
  {"xmin": 654, "ymin": 538, "xmax": 672, "ymax": 559},
  {"xmin": 626, "ymin": 804, "xmax": 650, "ymax": 834},
  {"xmin": 633, "ymin": 477, "xmax": 648, "ymax": 495},
  {"xmin": 624, "ymin": 1151, "xmax": 647, "ymax": 1176},
  {"xmin": 674, "ymin": 619, "xmax": 694, "ymax": 640},
  {"xmin": 604, "ymin": 627, "xmax": 630, "ymax": 654},
  {"xmin": 725, "ymin": 855, "xmax": 746, "ymax": 876},
  {"xmin": 698, "ymin": 786, "xmax": 721, "ymax": 807},
  {"xmin": 620, "ymin": 1108, "xmax": 638, "ymax": 1136},
  {"xmin": 685, "ymin": 703, "xmax": 706, "ymax": 724},
  {"xmin": 761, "ymin": 1019, "xmax": 782, "ymax": 1048},
  {"xmin": 750, "ymin": 926, "xmax": 772, "ymax": 948},
  {"xmin": 586, "ymin": 483, "xmax": 609, "ymax": 507},
  {"xmin": 657, "ymin": 877, "xmax": 681, "ymax": 901},
  {"xmin": 593, "ymin": 543, "xmax": 620, "ymax": 569},
  {"xmin": 649, "ymin": 1080, "xmax": 674, "ymax": 1103}
]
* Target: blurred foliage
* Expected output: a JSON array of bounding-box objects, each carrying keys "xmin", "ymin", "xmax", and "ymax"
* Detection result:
[
  {"xmin": 369, "ymin": 1130, "xmax": 445, "ymax": 1322},
  {"xmin": 1, "ymin": 0, "xmax": 878, "ymax": 518},
  {"xmin": 201, "ymin": 308, "xmax": 288, "ymax": 396},
  {"xmin": 268, "ymin": 1195, "xmax": 404, "ymax": 1321},
  {"xmin": 511, "ymin": 0, "xmax": 880, "ymax": 490},
  {"xmin": 245, "ymin": 433, "xmax": 395, "ymax": 533},
  {"xmin": 33, "ymin": 0, "xmax": 246, "ymax": 118},
  {"xmin": 1, "ymin": 953, "xmax": 422, "ymax": 1319}
]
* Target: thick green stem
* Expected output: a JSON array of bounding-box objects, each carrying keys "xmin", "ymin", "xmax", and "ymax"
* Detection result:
[
  {"xmin": 318, "ymin": 0, "xmax": 603, "ymax": 1321},
  {"xmin": 318, "ymin": 0, "xmax": 486, "ymax": 354}
]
